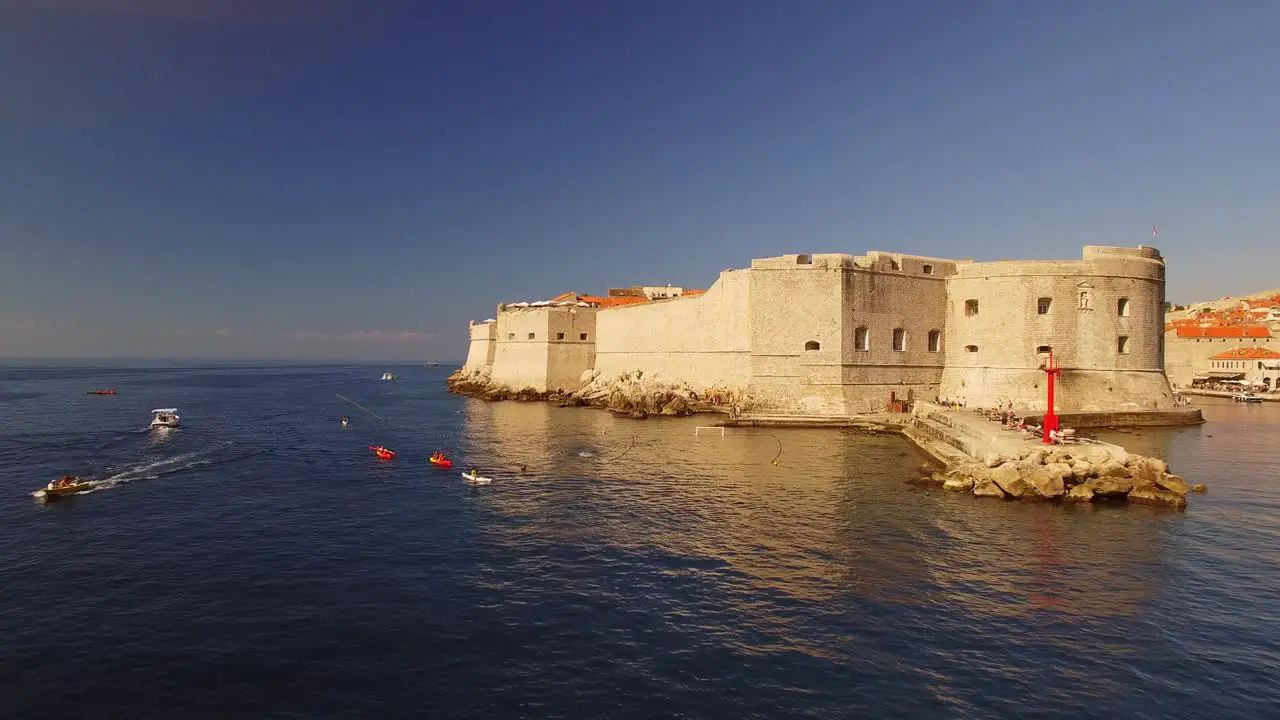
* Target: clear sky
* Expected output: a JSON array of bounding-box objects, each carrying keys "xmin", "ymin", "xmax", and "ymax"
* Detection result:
[{"xmin": 2, "ymin": 0, "xmax": 1277, "ymax": 361}]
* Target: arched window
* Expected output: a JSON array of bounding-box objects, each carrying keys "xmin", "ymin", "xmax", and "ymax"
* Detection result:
[
  {"xmin": 927, "ymin": 330, "xmax": 942, "ymax": 352},
  {"xmin": 855, "ymin": 327, "xmax": 870, "ymax": 351},
  {"xmin": 804, "ymin": 340, "xmax": 820, "ymax": 351},
  {"xmin": 1118, "ymin": 298, "xmax": 1130, "ymax": 316},
  {"xmin": 964, "ymin": 345, "xmax": 978, "ymax": 353},
  {"xmin": 1117, "ymin": 335, "xmax": 1130, "ymax": 354},
  {"xmin": 892, "ymin": 328, "xmax": 907, "ymax": 351},
  {"xmin": 965, "ymin": 299, "xmax": 979, "ymax": 316},
  {"xmin": 1037, "ymin": 297, "xmax": 1052, "ymax": 314}
]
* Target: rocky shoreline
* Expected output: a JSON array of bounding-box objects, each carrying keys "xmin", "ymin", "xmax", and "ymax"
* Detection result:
[
  {"xmin": 447, "ymin": 367, "xmax": 748, "ymax": 419},
  {"xmin": 916, "ymin": 444, "xmax": 1205, "ymax": 509}
]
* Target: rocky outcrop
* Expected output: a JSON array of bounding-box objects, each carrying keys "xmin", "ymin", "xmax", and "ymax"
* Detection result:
[
  {"xmin": 446, "ymin": 367, "xmax": 749, "ymax": 420},
  {"xmin": 930, "ymin": 444, "xmax": 1198, "ymax": 509}
]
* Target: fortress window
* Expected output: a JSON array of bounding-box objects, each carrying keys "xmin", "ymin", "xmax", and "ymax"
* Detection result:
[
  {"xmin": 580, "ymin": 332, "xmax": 589, "ymax": 341},
  {"xmin": 928, "ymin": 330, "xmax": 942, "ymax": 352},
  {"xmin": 892, "ymin": 328, "xmax": 906, "ymax": 351},
  {"xmin": 889, "ymin": 258, "xmax": 900, "ymax": 270},
  {"xmin": 1037, "ymin": 345, "xmax": 1052, "ymax": 354},
  {"xmin": 1037, "ymin": 297, "xmax": 1052, "ymax": 314},
  {"xmin": 1118, "ymin": 298, "xmax": 1131, "ymax": 316},
  {"xmin": 528, "ymin": 333, "xmax": 536, "ymax": 340},
  {"xmin": 965, "ymin": 299, "xmax": 979, "ymax": 316},
  {"xmin": 796, "ymin": 254, "xmax": 812, "ymax": 264},
  {"xmin": 964, "ymin": 345, "xmax": 978, "ymax": 353},
  {"xmin": 855, "ymin": 327, "xmax": 870, "ymax": 351},
  {"xmin": 1117, "ymin": 335, "xmax": 1130, "ymax": 354},
  {"xmin": 508, "ymin": 333, "xmax": 515, "ymax": 340},
  {"xmin": 922, "ymin": 264, "xmax": 934, "ymax": 275},
  {"xmin": 804, "ymin": 340, "xmax": 821, "ymax": 351},
  {"xmin": 556, "ymin": 332, "xmax": 566, "ymax": 341}
]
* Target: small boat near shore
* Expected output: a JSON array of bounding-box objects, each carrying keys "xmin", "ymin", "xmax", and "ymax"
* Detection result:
[
  {"xmin": 87, "ymin": 388, "xmax": 117, "ymax": 395},
  {"xmin": 33, "ymin": 475, "xmax": 93, "ymax": 502},
  {"xmin": 1233, "ymin": 393, "xmax": 1264, "ymax": 403}
]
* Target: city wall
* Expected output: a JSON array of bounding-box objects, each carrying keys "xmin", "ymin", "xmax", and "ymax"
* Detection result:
[
  {"xmin": 464, "ymin": 320, "xmax": 496, "ymax": 370},
  {"xmin": 593, "ymin": 269, "xmax": 751, "ymax": 388},
  {"xmin": 487, "ymin": 305, "xmax": 597, "ymax": 392}
]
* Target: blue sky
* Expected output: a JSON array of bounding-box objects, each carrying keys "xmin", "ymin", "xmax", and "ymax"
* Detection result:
[{"xmin": 2, "ymin": 0, "xmax": 1277, "ymax": 360}]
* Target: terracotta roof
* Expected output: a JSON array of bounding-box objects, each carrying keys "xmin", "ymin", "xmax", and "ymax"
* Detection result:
[
  {"xmin": 1209, "ymin": 347, "xmax": 1280, "ymax": 360},
  {"xmin": 1175, "ymin": 325, "xmax": 1271, "ymax": 338},
  {"xmin": 683, "ymin": 289, "xmax": 706, "ymax": 297},
  {"xmin": 579, "ymin": 295, "xmax": 649, "ymax": 308}
]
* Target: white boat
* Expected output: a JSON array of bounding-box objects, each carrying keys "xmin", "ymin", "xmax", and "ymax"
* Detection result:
[
  {"xmin": 380, "ymin": 372, "xmax": 398, "ymax": 381},
  {"xmin": 150, "ymin": 408, "xmax": 180, "ymax": 428},
  {"xmin": 1233, "ymin": 393, "xmax": 1263, "ymax": 403}
]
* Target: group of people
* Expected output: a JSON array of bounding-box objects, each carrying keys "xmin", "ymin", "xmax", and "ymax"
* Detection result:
[{"xmin": 48, "ymin": 475, "xmax": 81, "ymax": 489}]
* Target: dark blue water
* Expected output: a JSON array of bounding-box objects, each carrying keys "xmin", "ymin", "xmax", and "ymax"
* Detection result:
[{"xmin": 0, "ymin": 364, "xmax": 1276, "ymax": 719}]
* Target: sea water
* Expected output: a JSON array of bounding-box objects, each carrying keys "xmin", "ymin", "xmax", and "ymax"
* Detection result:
[{"xmin": 0, "ymin": 363, "xmax": 1276, "ymax": 718}]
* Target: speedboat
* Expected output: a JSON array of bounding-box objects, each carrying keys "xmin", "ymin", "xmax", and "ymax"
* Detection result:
[
  {"xmin": 33, "ymin": 475, "xmax": 93, "ymax": 502},
  {"xmin": 87, "ymin": 388, "xmax": 117, "ymax": 395},
  {"xmin": 1234, "ymin": 393, "xmax": 1263, "ymax": 403},
  {"xmin": 380, "ymin": 372, "xmax": 398, "ymax": 381},
  {"xmin": 370, "ymin": 445, "xmax": 396, "ymax": 460},
  {"xmin": 150, "ymin": 408, "xmax": 180, "ymax": 428}
]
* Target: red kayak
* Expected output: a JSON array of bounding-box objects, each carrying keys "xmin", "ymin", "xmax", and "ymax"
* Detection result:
[
  {"xmin": 87, "ymin": 389, "xmax": 117, "ymax": 395},
  {"xmin": 429, "ymin": 456, "xmax": 453, "ymax": 469},
  {"xmin": 370, "ymin": 445, "xmax": 396, "ymax": 460}
]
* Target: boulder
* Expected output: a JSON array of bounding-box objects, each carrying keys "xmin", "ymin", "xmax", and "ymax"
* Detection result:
[
  {"xmin": 943, "ymin": 475, "xmax": 975, "ymax": 492},
  {"xmin": 991, "ymin": 463, "xmax": 1032, "ymax": 498},
  {"xmin": 1128, "ymin": 485, "xmax": 1187, "ymax": 510},
  {"xmin": 1070, "ymin": 459, "xmax": 1094, "ymax": 478},
  {"xmin": 1021, "ymin": 449, "xmax": 1047, "ymax": 466},
  {"xmin": 1065, "ymin": 483, "xmax": 1095, "ymax": 502},
  {"xmin": 983, "ymin": 453, "xmax": 1004, "ymax": 468},
  {"xmin": 660, "ymin": 396, "xmax": 693, "ymax": 416},
  {"xmin": 1190, "ymin": 484, "xmax": 1208, "ymax": 493},
  {"xmin": 1087, "ymin": 477, "xmax": 1133, "ymax": 498},
  {"xmin": 1028, "ymin": 464, "xmax": 1069, "ymax": 499},
  {"xmin": 972, "ymin": 478, "xmax": 1007, "ymax": 498},
  {"xmin": 627, "ymin": 410, "xmax": 648, "ymax": 420},
  {"xmin": 1154, "ymin": 474, "xmax": 1191, "ymax": 495},
  {"xmin": 1096, "ymin": 460, "xmax": 1130, "ymax": 479}
]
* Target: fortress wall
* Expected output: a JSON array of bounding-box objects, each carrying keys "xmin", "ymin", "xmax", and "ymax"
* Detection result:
[
  {"xmin": 939, "ymin": 246, "xmax": 1173, "ymax": 410},
  {"xmin": 464, "ymin": 321, "xmax": 497, "ymax": 370},
  {"xmin": 594, "ymin": 270, "xmax": 751, "ymax": 387},
  {"xmin": 545, "ymin": 308, "xmax": 598, "ymax": 392},
  {"xmin": 490, "ymin": 308, "xmax": 552, "ymax": 391}
]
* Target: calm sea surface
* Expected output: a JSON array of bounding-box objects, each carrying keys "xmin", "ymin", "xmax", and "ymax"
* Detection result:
[{"xmin": 0, "ymin": 363, "xmax": 1276, "ymax": 719}]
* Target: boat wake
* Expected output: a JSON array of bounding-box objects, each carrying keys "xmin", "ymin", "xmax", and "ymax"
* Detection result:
[{"xmin": 80, "ymin": 442, "xmax": 236, "ymax": 494}]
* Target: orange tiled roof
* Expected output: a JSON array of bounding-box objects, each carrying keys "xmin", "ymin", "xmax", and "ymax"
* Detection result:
[
  {"xmin": 587, "ymin": 296, "xmax": 649, "ymax": 308},
  {"xmin": 1175, "ymin": 325, "xmax": 1271, "ymax": 338},
  {"xmin": 1210, "ymin": 347, "xmax": 1280, "ymax": 360},
  {"xmin": 683, "ymin": 289, "xmax": 706, "ymax": 297}
]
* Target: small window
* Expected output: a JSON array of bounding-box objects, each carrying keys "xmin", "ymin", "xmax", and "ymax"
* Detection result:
[
  {"xmin": 556, "ymin": 332, "xmax": 565, "ymax": 340},
  {"xmin": 922, "ymin": 264, "xmax": 934, "ymax": 275},
  {"xmin": 1118, "ymin": 298, "xmax": 1130, "ymax": 316},
  {"xmin": 927, "ymin": 330, "xmax": 941, "ymax": 352},
  {"xmin": 507, "ymin": 333, "xmax": 515, "ymax": 340},
  {"xmin": 796, "ymin": 254, "xmax": 812, "ymax": 264},
  {"xmin": 580, "ymin": 332, "xmax": 588, "ymax": 341},
  {"xmin": 1037, "ymin": 297, "xmax": 1052, "ymax": 314},
  {"xmin": 892, "ymin": 328, "xmax": 906, "ymax": 351},
  {"xmin": 854, "ymin": 327, "xmax": 870, "ymax": 351},
  {"xmin": 889, "ymin": 258, "xmax": 900, "ymax": 270},
  {"xmin": 965, "ymin": 299, "xmax": 979, "ymax": 316},
  {"xmin": 528, "ymin": 332, "xmax": 535, "ymax": 340},
  {"xmin": 804, "ymin": 340, "xmax": 820, "ymax": 351},
  {"xmin": 1118, "ymin": 336, "xmax": 1130, "ymax": 354},
  {"xmin": 1037, "ymin": 345, "xmax": 1052, "ymax": 354},
  {"xmin": 964, "ymin": 345, "xmax": 978, "ymax": 353}
]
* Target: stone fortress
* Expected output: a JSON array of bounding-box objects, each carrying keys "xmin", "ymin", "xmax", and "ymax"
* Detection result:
[{"xmin": 456, "ymin": 245, "xmax": 1177, "ymax": 418}]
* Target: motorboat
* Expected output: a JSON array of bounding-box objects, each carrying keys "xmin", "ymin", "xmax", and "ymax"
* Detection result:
[
  {"xmin": 150, "ymin": 408, "xmax": 180, "ymax": 428},
  {"xmin": 87, "ymin": 388, "xmax": 117, "ymax": 395},
  {"xmin": 380, "ymin": 372, "xmax": 398, "ymax": 381},
  {"xmin": 33, "ymin": 475, "xmax": 93, "ymax": 502},
  {"xmin": 1233, "ymin": 393, "xmax": 1263, "ymax": 403},
  {"xmin": 370, "ymin": 445, "xmax": 396, "ymax": 460}
]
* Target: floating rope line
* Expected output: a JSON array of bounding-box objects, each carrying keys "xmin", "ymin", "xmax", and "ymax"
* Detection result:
[
  {"xmin": 607, "ymin": 435, "xmax": 637, "ymax": 462},
  {"xmin": 336, "ymin": 394, "xmax": 389, "ymax": 424}
]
